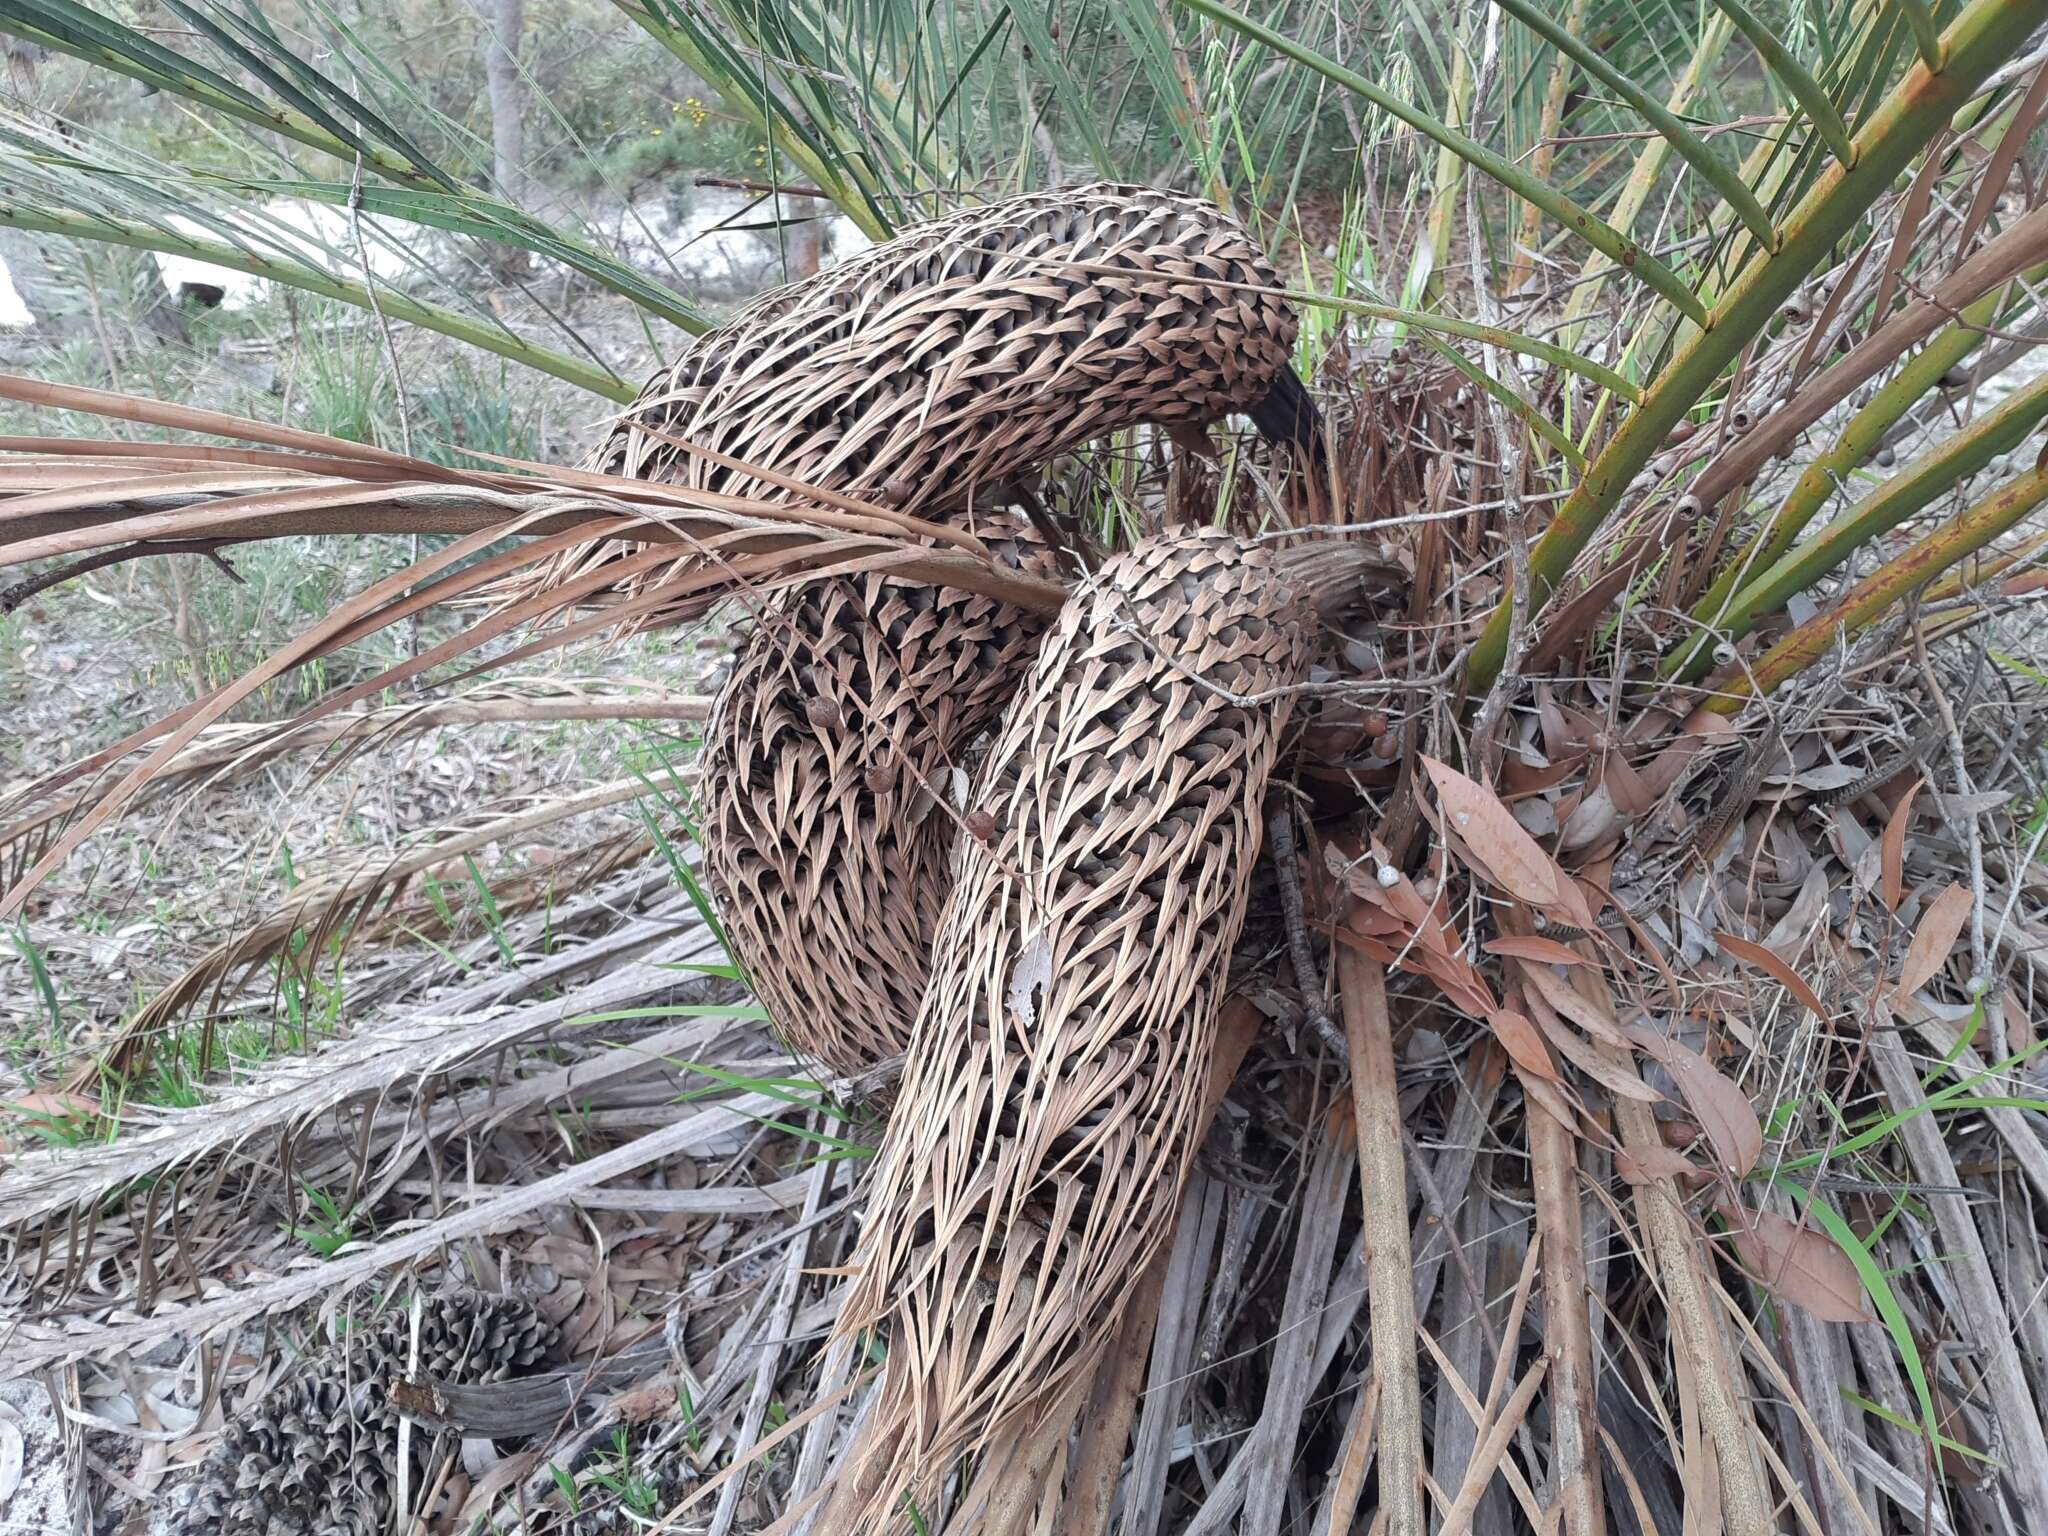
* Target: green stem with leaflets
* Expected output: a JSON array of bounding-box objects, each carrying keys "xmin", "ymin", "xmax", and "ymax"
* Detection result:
[
  {"xmin": 1170, "ymin": 0, "xmax": 1708, "ymax": 325},
  {"xmin": 614, "ymin": 0, "xmax": 893, "ymax": 241},
  {"xmin": 1670, "ymin": 369, "xmax": 2048, "ymax": 678},
  {"xmin": 1709, "ymin": 0, "xmax": 1857, "ymax": 167},
  {"xmin": 1494, "ymin": 0, "xmax": 1776, "ymax": 247},
  {"xmin": 1714, "ymin": 461, "xmax": 2048, "ymax": 710},
  {"xmin": 1673, "ymin": 263, "xmax": 2048, "ymax": 679},
  {"xmin": 1465, "ymin": 0, "xmax": 2048, "ymax": 696},
  {"xmin": 0, "ymin": 18, "xmax": 449, "ymax": 192}
]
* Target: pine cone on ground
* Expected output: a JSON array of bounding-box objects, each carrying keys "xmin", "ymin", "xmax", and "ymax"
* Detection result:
[
  {"xmin": 179, "ymin": 1292, "xmax": 559, "ymax": 1536},
  {"xmin": 826, "ymin": 528, "xmax": 1365, "ymax": 1526}
]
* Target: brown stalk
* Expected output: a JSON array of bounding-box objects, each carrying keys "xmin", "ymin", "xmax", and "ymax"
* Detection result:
[
  {"xmin": 1322, "ymin": 1378, "xmax": 1382, "ymax": 1536},
  {"xmin": 1529, "ymin": 1094, "xmax": 1606, "ymax": 1535},
  {"xmin": 1436, "ymin": 1360, "xmax": 1550, "ymax": 1536},
  {"xmin": 1336, "ymin": 930, "xmax": 1423, "ymax": 1536},
  {"xmin": 1584, "ymin": 976, "xmax": 1771, "ymax": 1531}
]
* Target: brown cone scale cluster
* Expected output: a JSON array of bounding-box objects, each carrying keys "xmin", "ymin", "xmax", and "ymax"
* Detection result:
[
  {"xmin": 179, "ymin": 1293, "xmax": 558, "ymax": 1536},
  {"xmin": 583, "ymin": 184, "xmax": 1316, "ymax": 1078}
]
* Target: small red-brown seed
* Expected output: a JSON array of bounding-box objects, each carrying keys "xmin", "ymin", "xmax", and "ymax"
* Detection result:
[
  {"xmin": 1371, "ymin": 733, "xmax": 1400, "ymax": 760},
  {"xmin": 963, "ymin": 809, "xmax": 999, "ymax": 843},
  {"xmin": 1362, "ymin": 711, "xmax": 1389, "ymax": 738}
]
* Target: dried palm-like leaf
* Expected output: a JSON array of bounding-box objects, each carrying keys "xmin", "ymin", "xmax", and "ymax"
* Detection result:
[
  {"xmin": 699, "ymin": 519, "xmax": 1056, "ymax": 1076},
  {"xmin": 826, "ymin": 528, "xmax": 1363, "ymax": 1525},
  {"xmin": 178, "ymin": 1291, "xmax": 558, "ymax": 1536}
]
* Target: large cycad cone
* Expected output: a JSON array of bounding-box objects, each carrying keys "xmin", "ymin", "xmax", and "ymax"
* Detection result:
[
  {"xmin": 590, "ymin": 185, "xmax": 1308, "ymax": 1075},
  {"xmin": 830, "ymin": 528, "xmax": 1342, "ymax": 1527},
  {"xmin": 587, "ymin": 183, "xmax": 1306, "ymax": 510}
]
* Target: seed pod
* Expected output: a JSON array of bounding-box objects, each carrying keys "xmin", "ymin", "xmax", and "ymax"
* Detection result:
[
  {"xmin": 828, "ymin": 529, "xmax": 1356, "ymax": 1525},
  {"xmin": 700, "ymin": 522, "xmax": 1055, "ymax": 1077},
  {"xmin": 179, "ymin": 1294, "xmax": 558, "ymax": 1536}
]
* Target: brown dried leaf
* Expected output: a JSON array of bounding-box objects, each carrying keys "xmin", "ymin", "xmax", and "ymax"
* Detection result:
[
  {"xmin": 1602, "ymin": 751, "xmax": 1655, "ymax": 818},
  {"xmin": 1519, "ymin": 978, "xmax": 1662, "ymax": 1102},
  {"xmin": 1717, "ymin": 1202, "xmax": 1874, "ymax": 1324},
  {"xmin": 1897, "ymin": 882, "xmax": 1973, "ymax": 999},
  {"xmin": 1880, "ymin": 778, "xmax": 1924, "ymax": 912},
  {"xmin": 1616, "ymin": 1146, "xmax": 1704, "ymax": 1185},
  {"xmin": 1625, "ymin": 1023, "xmax": 1763, "ymax": 1177},
  {"xmin": 1483, "ymin": 935, "xmax": 1590, "ymax": 967},
  {"xmin": 1487, "ymin": 1008, "xmax": 1562, "ymax": 1082},
  {"xmin": 1714, "ymin": 932, "xmax": 1829, "ymax": 1020},
  {"xmin": 1517, "ymin": 961, "xmax": 1631, "ymax": 1048},
  {"xmin": 1422, "ymin": 756, "xmax": 1561, "ymax": 904}
]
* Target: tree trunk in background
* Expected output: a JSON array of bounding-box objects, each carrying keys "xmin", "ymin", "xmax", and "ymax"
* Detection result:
[
  {"xmin": 779, "ymin": 196, "xmax": 823, "ymax": 281},
  {"xmin": 0, "ymin": 226, "xmax": 83, "ymax": 339},
  {"xmin": 484, "ymin": 0, "xmax": 529, "ymax": 211}
]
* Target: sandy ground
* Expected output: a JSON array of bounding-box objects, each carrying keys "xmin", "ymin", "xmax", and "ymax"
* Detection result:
[{"xmin": 0, "ymin": 1379, "xmax": 69, "ymax": 1536}]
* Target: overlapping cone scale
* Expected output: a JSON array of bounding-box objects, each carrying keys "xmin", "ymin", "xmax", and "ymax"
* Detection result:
[
  {"xmin": 179, "ymin": 1292, "xmax": 559, "ymax": 1536},
  {"xmin": 831, "ymin": 527, "xmax": 1322, "ymax": 1526},
  {"xmin": 587, "ymin": 183, "xmax": 1299, "ymax": 510},
  {"xmin": 701, "ymin": 518, "xmax": 1056, "ymax": 1075}
]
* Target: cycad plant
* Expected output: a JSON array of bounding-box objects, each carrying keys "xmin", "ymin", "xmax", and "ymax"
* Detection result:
[{"xmin": 4, "ymin": 2, "xmax": 2048, "ymax": 1535}]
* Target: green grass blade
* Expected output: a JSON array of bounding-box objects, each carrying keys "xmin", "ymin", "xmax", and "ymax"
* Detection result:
[
  {"xmin": 1493, "ymin": 0, "xmax": 1776, "ymax": 248},
  {"xmin": 1169, "ymin": 0, "xmax": 1710, "ymax": 325},
  {"xmin": 1775, "ymin": 1175, "xmax": 1939, "ymax": 1445},
  {"xmin": 1710, "ymin": 0, "xmax": 1856, "ymax": 166}
]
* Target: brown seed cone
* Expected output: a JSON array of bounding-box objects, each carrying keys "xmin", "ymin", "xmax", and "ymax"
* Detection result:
[
  {"xmin": 586, "ymin": 184, "xmax": 1302, "ymax": 511},
  {"xmin": 827, "ymin": 528, "xmax": 1347, "ymax": 1527},
  {"xmin": 699, "ymin": 519, "xmax": 1055, "ymax": 1077},
  {"xmin": 178, "ymin": 1292, "xmax": 559, "ymax": 1536}
]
